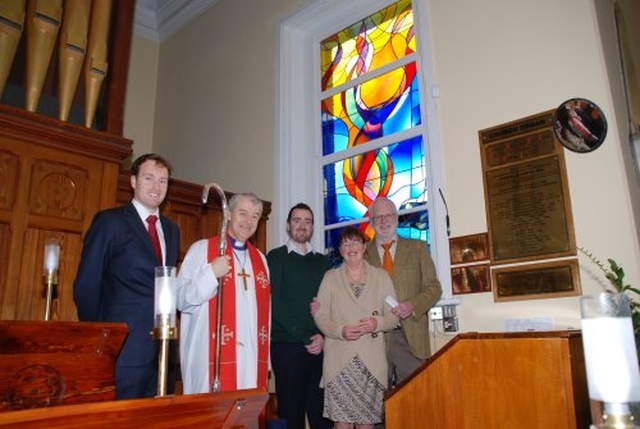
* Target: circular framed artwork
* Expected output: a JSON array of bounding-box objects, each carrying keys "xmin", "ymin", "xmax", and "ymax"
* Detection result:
[{"xmin": 552, "ymin": 98, "xmax": 607, "ymax": 153}]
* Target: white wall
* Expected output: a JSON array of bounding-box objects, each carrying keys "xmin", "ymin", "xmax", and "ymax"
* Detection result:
[
  {"xmin": 151, "ymin": 0, "xmax": 305, "ymax": 203},
  {"xmin": 427, "ymin": 0, "xmax": 640, "ymax": 348},
  {"xmin": 125, "ymin": 0, "xmax": 640, "ymax": 350},
  {"xmin": 123, "ymin": 35, "xmax": 159, "ymax": 159}
]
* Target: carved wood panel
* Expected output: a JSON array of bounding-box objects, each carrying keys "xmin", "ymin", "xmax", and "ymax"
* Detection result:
[
  {"xmin": 0, "ymin": 105, "xmax": 131, "ymax": 321},
  {"xmin": 28, "ymin": 160, "xmax": 89, "ymax": 220},
  {"xmin": 0, "ymin": 151, "xmax": 19, "ymax": 210}
]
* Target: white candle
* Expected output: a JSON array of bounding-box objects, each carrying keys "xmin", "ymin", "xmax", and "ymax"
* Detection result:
[
  {"xmin": 44, "ymin": 242, "xmax": 60, "ymax": 273},
  {"xmin": 154, "ymin": 266, "xmax": 177, "ymax": 328},
  {"xmin": 581, "ymin": 316, "xmax": 640, "ymax": 403},
  {"xmin": 155, "ymin": 275, "xmax": 176, "ymax": 316}
]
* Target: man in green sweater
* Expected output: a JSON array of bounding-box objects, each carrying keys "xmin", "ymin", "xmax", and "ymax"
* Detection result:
[{"xmin": 267, "ymin": 203, "xmax": 332, "ymax": 429}]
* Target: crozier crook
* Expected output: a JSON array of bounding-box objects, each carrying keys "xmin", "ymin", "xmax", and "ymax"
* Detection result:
[{"xmin": 201, "ymin": 182, "xmax": 228, "ymax": 393}]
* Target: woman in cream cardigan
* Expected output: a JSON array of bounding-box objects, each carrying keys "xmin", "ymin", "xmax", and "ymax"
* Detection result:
[{"xmin": 313, "ymin": 226, "xmax": 399, "ymax": 429}]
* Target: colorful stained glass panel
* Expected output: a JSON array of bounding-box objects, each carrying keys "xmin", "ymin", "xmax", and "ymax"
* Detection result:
[
  {"xmin": 322, "ymin": 62, "xmax": 421, "ymax": 156},
  {"xmin": 320, "ymin": 0, "xmax": 414, "ymax": 91},
  {"xmin": 323, "ymin": 135, "xmax": 427, "ymax": 225}
]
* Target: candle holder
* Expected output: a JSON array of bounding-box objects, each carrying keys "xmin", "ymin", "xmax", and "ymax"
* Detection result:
[
  {"xmin": 581, "ymin": 292, "xmax": 640, "ymax": 428},
  {"xmin": 43, "ymin": 238, "xmax": 60, "ymax": 321},
  {"xmin": 152, "ymin": 266, "xmax": 178, "ymax": 397}
]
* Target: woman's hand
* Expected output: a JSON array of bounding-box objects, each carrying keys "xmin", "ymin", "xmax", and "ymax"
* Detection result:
[
  {"xmin": 341, "ymin": 324, "xmax": 363, "ymax": 341},
  {"xmin": 358, "ymin": 317, "xmax": 378, "ymax": 334}
]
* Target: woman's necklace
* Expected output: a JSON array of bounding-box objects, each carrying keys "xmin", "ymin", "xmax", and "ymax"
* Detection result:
[
  {"xmin": 347, "ymin": 265, "xmax": 366, "ymax": 298},
  {"xmin": 232, "ymin": 249, "xmax": 250, "ymax": 290}
]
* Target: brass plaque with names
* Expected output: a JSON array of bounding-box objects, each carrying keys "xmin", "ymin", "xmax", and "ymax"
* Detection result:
[
  {"xmin": 492, "ymin": 260, "xmax": 580, "ymax": 302},
  {"xmin": 480, "ymin": 111, "xmax": 576, "ymax": 265}
]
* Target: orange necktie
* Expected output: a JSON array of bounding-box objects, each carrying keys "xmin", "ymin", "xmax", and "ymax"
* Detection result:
[
  {"xmin": 147, "ymin": 215, "xmax": 163, "ymax": 265},
  {"xmin": 382, "ymin": 241, "xmax": 395, "ymax": 277}
]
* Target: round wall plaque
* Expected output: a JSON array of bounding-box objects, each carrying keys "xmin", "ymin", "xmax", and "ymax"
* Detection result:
[{"xmin": 553, "ymin": 98, "xmax": 607, "ymax": 153}]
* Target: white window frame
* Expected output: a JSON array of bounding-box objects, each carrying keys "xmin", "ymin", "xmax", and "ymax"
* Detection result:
[{"xmin": 275, "ymin": 0, "xmax": 452, "ymax": 293}]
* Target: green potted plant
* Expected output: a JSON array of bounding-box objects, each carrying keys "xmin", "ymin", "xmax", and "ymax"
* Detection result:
[{"xmin": 580, "ymin": 248, "xmax": 640, "ymax": 360}]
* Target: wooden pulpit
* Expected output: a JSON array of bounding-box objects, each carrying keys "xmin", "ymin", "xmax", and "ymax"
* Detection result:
[
  {"xmin": 385, "ymin": 331, "xmax": 591, "ymax": 428},
  {"xmin": 0, "ymin": 321, "xmax": 269, "ymax": 428},
  {"xmin": 0, "ymin": 321, "xmax": 127, "ymax": 410},
  {"xmin": 0, "ymin": 389, "xmax": 269, "ymax": 429}
]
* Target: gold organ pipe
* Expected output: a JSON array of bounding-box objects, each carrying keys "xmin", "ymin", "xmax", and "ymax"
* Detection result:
[
  {"xmin": 57, "ymin": 0, "xmax": 91, "ymax": 121},
  {"xmin": 0, "ymin": 0, "xmax": 26, "ymax": 98},
  {"xmin": 25, "ymin": 0, "xmax": 62, "ymax": 112},
  {"xmin": 83, "ymin": 0, "xmax": 111, "ymax": 128}
]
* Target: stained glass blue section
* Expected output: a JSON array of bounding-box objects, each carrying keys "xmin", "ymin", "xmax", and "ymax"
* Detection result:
[{"xmin": 323, "ymin": 136, "xmax": 426, "ymax": 225}]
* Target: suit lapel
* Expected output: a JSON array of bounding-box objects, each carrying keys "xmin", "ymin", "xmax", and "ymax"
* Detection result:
[
  {"xmin": 366, "ymin": 241, "xmax": 382, "ymax": 267},
  {"xmin": 160, "ymin": 215, "xmax": 177, "ymax": 264}
]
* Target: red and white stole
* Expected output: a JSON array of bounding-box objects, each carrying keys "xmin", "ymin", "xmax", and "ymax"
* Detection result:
[{"xmin": 207, "ymin": 236, "xmax": 270, "ymax": 391}]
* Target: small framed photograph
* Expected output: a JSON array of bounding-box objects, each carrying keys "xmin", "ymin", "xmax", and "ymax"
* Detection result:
[
  {"xmin": 452, "ymin": 263, "xmax": 491, "ymax": 295},
  {"xmin": 449, "ymin": 233, "xmax": 489, "ymax": 265}
]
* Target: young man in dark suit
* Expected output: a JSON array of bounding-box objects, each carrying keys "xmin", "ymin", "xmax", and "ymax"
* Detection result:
[{"xmin": 74, "ymin": 153, "xmax": 180, "ymax": 399}]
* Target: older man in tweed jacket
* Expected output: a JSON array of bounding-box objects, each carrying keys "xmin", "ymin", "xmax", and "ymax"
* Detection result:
[{"xmin": 364, "ymin": 197, "xmax": 442, "ymax": 386}]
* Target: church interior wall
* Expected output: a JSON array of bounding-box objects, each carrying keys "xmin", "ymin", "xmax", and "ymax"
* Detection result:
[{"xmin": 123, "ymin": 0, "xmax": 640, "ymax": 349}]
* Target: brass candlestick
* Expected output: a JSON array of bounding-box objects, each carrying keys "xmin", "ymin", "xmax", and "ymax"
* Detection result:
[
  {"xmin": 152, "ymin": 315, "xmax": 177, "ymax": 397},
  {"xmin": 152, "ymin": 266, "xmax": 178, "ymax": 397},
  {"xmin": 43, "ymin": 271, "xmax": 58, "ymax": 321},
  {"xmin": 43, "ymin": 239, "xmax": 60, "ymax": 321}
]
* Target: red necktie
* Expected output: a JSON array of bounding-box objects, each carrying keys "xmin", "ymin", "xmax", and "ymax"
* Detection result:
[
  {"xmin": 147, "ymin": 215, "xmax": 163, "ymax": 265},
  {"xmin": 382, "ymin": 241, "xmax": 394, "ymax": 277}
]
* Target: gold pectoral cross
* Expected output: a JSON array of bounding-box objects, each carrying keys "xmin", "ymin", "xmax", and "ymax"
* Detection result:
[{"xmin": 237, "ymin": 268, "xmax": 251, "ymax": 290}]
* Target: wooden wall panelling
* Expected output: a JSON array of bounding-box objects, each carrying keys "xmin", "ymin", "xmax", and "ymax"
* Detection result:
[{"xmin": 0, "ymin": 106, "xmax": 132, "ymax": 321}]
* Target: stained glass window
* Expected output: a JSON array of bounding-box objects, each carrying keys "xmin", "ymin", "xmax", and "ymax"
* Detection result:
[
  {"xmin": 323, "ymin": 135, "xmax": 426, "ymax": 224},
  {"xmin": 321, "ymin": 63, "xmax": 421, "ymax": 155},
  {"xmin": 320, "ymin": 0, "xmax": 415, "ymax": 91},
  {"xmin": 320, "ymin": 0, "xmax": 430, "ymax": 259}
]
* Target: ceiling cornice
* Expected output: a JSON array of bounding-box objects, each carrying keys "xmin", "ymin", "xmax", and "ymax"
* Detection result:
[{"xmin": 134, "ymin": 0, "xmax": 218, "ymax": 43}]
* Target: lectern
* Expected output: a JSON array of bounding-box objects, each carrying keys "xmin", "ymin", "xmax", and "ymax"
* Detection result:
[{"xmin": 385, "ymin": 331, "xmax": 591, "ymax": 428}]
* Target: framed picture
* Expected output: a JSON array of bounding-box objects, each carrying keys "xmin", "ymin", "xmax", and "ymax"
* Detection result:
[
  {"xmin": 449, "ymin": 233, "xmax": 489, "ymax": 265},
  {"xmin": 452, "ymin": 263, "xmax": 491, "ymax": 295}
]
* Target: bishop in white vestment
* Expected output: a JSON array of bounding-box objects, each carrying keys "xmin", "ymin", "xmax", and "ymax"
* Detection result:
[{"xmin": 177, "ymin": 193, "xmax": 271, "ymax": 394}]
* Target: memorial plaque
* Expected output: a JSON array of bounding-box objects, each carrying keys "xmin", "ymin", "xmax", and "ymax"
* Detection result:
[
  {"xmin": 480, "ymin": 111, "xmax": 576, "ymax": 264},
  {"xmin": 479, "ymin": 110, "xmax": 579, "ymax": 301},
  {"xmin": 492, "ymin": 260, "xmax": 580, "ymax": 302},
  {"xmin": 485, "ymin": 156, "xmax": 571, "ymax": 261}
]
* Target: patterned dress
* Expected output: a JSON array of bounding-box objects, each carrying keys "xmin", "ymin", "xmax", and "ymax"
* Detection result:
[{"xmin": 314, "ymin": 262, "xmax": 398, "ymax": 425}]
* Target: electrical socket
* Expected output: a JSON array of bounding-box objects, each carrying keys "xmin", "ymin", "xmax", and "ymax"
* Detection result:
[{"xmin": 429, "ymin": 306, "xmax": 443, "ymax": 320}]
